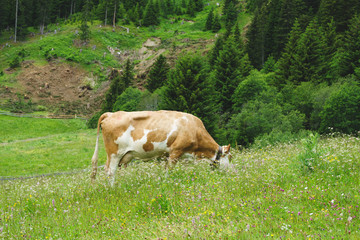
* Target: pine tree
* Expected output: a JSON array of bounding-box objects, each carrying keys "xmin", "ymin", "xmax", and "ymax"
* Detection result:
[
  {"xmin": 276, "ymin": 20, "xmax": 303, "ymax": 88},
  {"xmin": 103, "ymin": 70, "xmax": 127, "ymax": 112},
  {"xmin": 212, "ymin": 14, "xmax": 221, "ymax": 33},
  {"xmin": 193, "ymin": 0, "xmax": 203, "ymax": 12},
  {"xmin": 143, "ymin": 0, "xmax": 160, "ymax": 26},
  {"xmin": 161, "ymin": 54, "xmax": 219, "ymax": 134},
  {"xmin": 146, "ymin": 55, "xmax": 170, "ymax": 92},
  {"xmin": 205, "ymin": 8, "xmax": 214, "ymax": 31},
  {"xmin": 209, "ymin": 36, "xmax": 224, "ymax": 66},
  {"xmin": 223, "ymin": 0, "xmax": 238, "ymax": 33},
  {"xmin": 121, "ymin": 58, "xmax": 135, "ymax": 87},
  {"xmin": 245, "ymin": 5, "xmax": 267, "ymax": 69},
  {"xmin": 289, "ymin": 19, "xmax": 327, "ymax": 84},
  {"xmin": 79, "ymin": 0, "xmax": 91, "ymax": 43},
  {"xmin": 213, "ymin": 36, "xmax": 243, "ymax": 113},
  {"xmin": 340, "ymin": 14, "xmax": 360, "ymax": 76},
  {"xmin": 187, "ymin": 0, "xmax": 196, "ymax": 17},
  {"xmin": 103, "ymin": 59, "xmax": 134, "ymax": 112}
]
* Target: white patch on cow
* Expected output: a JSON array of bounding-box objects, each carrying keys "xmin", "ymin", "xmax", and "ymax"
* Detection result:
[{"xmin": 181, "ymin": 116, "xmax": 189, "ymax": 122}]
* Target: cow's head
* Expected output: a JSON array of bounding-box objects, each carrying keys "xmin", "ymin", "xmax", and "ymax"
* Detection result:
[{"xmin": 212, "ymin": 144, "xmax": 232, "ymax": 169}]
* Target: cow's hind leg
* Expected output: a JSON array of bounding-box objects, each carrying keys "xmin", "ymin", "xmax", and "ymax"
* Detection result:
[
  {"xmin": 108, "ymin": 154, "xmax": 121, "ymax": 187},
  {"xmin": 108, "ymin": 152, "xmax": 133, "ymax": 186}
]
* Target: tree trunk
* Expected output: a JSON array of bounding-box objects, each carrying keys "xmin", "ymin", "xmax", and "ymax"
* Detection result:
[
  {"xmin": 14, "ymin": 0, "xmax": 18, "ymax": 43},
  {"xmin": 113, "ymin": 1, "xmax": 117, "ymax": 28},
  {"xmin": 105, "ymin": 6, "xmax": 107, "ymax": 25},
  {"xmin": 70, "ymin": 0, "xmax": 73, "ymax": 16}
]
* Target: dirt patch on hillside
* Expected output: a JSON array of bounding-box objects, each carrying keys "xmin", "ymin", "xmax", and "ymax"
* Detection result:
[{"xmin": 3, "ymin": 61, "xmax": 107, "ymax": 116}]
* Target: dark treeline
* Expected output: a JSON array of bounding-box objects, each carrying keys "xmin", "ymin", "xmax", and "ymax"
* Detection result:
[{"xmin": 0, "ymin": 0, "xmax": 204, "ymax": 39}]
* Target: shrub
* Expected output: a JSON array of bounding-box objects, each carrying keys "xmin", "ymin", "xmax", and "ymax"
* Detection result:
[
  {"xmin": 3, "ymin": 93, "xmax": 35, "ymax": 113},
  {"xmin": 296, "ymin": 133, "xmax": 323, "ymax": 173},
  {"xmin": 232, "ymin": 70, "xmax": 269, "ymax": 112},
  {"xmin": 113, "ymin": 87, "xmax": 144, "ymax": 112},
  {"xmin": 252, "ymin": 129, "xmax": 312, "ymax": 149},
  {"xmin": 87, "ymin": 111, "xmax": 103, "ymax": 129},
  {"xmin": 9, "ymin": 56, "xmax": 20, "ymax": 69},
  {"xmin": 226, "ymin": 89, "xmax": 305, "ymax": 147},
  {"xmin": 320, "ymin": 81, "xmax": 360, "ymax": 134}
]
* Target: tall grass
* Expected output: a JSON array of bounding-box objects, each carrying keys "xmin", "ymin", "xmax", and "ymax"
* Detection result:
[{"xmin": 1, "ymin": 133, "xmax": 359, "ymax": 239}]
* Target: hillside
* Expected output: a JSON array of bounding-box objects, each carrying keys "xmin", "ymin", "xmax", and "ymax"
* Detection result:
[{"xmin": 0, "ymin": 1, "xmax": 251, "ymax": 117}]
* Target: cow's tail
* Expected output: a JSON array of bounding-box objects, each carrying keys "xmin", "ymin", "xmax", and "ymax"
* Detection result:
[{"xmin": 90, "ymin": 113, "xmax": 110, "ymax": 180}]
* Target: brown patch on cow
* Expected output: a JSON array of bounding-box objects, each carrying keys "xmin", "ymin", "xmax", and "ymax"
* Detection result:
[
  {"xmin": 166, "ymin": 131, "xmax": 178, "ymax": 147},
  {"xmin": 147, "ymin": 129, "xmax": 167, "ymax": 143},
  {"xmin": 143, "ymin": 142, "xmax": 154, "ymax": 152},
  {"xmin": 131, "ymin": 128, "xmax": 145, "ymax": 141}
]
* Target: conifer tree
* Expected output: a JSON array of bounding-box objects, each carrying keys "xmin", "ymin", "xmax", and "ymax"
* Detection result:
[
  {"xmin": 103, "ymin": 70, "xmax": 127, "ymax": 112},
  {"xmin": 209, "ymin": 36, "xmax": 224, "ymax": 66},
  {"xmin": 187, "ymin": 0, "xmax": 196, "ymax": 17},
  {"xmin": 143, "ymin": 0, "xmax": 159, "ymax": 26},
  {"xmin": 121, "ymin": 58, "xmax": 135, "ymax": 87},
  {"xmin": 79, "ymin": 0, "xmax": 91, "ymax": 43},
  {"xmin": 212, "ymin": 14, "xmax": 221, "ymax": 33},
  {"xmin": 205, "ymin": 8, "xmax": 214, "ymax": 31},
  {"xmin": 223, "ymin": 0, "xmax": 238, "ymax": 33},
  {"xmin": 161, "ymin": 54, "xmax": 219, "ymax": 134},
  {"xmin": 103, "ymin": 59, "xmax": 134, "ymax": 112},
  {"xmin": 146, "ymin": 55, "xmax": 170, "ymax": 92},
  {"xmin": 340, "ymin": 14, "xmax": 360, "ymax": 76},
  {"xmin": 213, "ymin": 36, "xmax": 243, "ymax": 113},
  {"xmin": 289, "ymin": 19, "xmax": 326, "ymax": 84},
  {"xmin": 276, "ymin": 20, "xmax": 303, "ymax": 88}
]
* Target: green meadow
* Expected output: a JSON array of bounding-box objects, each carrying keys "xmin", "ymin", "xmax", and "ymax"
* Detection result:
[{"xmin": 1, "ymin": 116, "xmax": 360, "ymax": 239}]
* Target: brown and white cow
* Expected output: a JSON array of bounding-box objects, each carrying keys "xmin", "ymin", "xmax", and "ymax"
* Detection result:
[{"xmin": 90, "ymin": 110, "xmax": 231, "ymax": 186}]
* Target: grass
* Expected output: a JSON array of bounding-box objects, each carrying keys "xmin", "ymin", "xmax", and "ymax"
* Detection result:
[
  {"xmin": 0, "ymin": 116, "xmax": 107, "ymax": 177},
  {"xmin": 1, "ymin": 116, "xmax": 360, "ymax": 239},
  {"xmin": 0, "ymin": 115, "xmax": 86, "ymax": 143}
]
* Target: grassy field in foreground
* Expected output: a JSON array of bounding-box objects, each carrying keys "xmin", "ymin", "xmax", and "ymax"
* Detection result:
[{"xmin": 1, "ymin": 129, "xmax": 359, "ymax": 238}]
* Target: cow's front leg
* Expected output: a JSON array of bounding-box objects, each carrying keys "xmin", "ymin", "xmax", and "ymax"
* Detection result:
[{"xmin": 166, "ymin": 150, "xmax": 182, "ymax": 170}]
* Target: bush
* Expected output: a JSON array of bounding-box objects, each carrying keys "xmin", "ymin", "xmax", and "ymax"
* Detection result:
[
  {"xmin": 296, "ymin": 133, "xmax": 324, "ymax": 173},
  {"xmin": 3, "ymin": 93, "xmax": 35, "ymax": 113},
  {"xmin": 232, "ymin": 70, "xmax": 269, "ymax": 112},
  {"xmin": 87, "ymin": 111, "xmax": 103, "ymax": 129},
  {"xmin": 252, "ymin": 129, "xmax": 312, "ymax": 149},
  {"xmin": 226, "ymin": 89, "xmax": 305, "ymax": 147},
  {"xmin": 113, "ymin": 87, "xmax": 144, "ymax": 112},
  {"xmin": 320, "ymin": 81, "xmax": 360, "ymax": 134},
  {"xmin": 9, "ymin": 56, "xmax": 20, "ymax": 69}
]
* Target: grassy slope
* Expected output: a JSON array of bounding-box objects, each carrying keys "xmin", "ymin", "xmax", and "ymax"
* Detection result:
[
  {"xmin": 0, "ymin": 136, "xmax": 360, "ymax": 239},
  {"xmin": 1, "ymin": 117, "xmax": 360, "ymax": 239}
]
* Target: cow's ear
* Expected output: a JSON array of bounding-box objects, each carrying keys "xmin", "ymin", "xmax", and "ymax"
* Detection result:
[{"xmin": 225, "ymin": 144, "xmax": 230, "ymax": 153}]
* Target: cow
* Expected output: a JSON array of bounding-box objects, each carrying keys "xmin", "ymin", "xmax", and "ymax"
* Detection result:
[{"xmin": 90, "ymin": 110, "xmax": 231, "ymax": 186}]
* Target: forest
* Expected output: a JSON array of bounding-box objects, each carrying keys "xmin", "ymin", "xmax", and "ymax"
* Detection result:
[{"xmin": 1, "ymin": 0, "xmax": 359, "ymax": 147}]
